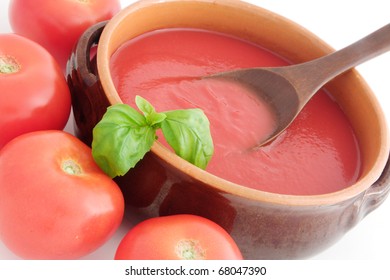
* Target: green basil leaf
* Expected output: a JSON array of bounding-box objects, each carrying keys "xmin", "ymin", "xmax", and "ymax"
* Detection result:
[
  {"xmin": 135, "ymin": 95, "xmax": 166, "ymax": 127},
  {"xmin": 91, "ymin": 96, "xmax": 214, "ymax": 178},
  {"xmin": 161, "ymin": 109, "xmax": 214, "ymax": 169},
  {"xmin": 92, "ymin": 104, "xmax": 156, "ymax": 178}
]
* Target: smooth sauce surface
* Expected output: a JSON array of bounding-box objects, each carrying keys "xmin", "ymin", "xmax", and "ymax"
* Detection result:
[{"xmin": 110, "ymin": 28, "xmax": 361, "ymax": 195}]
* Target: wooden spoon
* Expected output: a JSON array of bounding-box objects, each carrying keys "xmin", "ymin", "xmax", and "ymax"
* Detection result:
[{"xmin": 204, "ymin": 24, "xmax": 390, "ymax": 146}]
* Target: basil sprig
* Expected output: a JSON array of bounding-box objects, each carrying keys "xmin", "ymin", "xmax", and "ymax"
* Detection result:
[{"xmin": 92, "ymin": 96, "xmax": 214, "ymax": 178}]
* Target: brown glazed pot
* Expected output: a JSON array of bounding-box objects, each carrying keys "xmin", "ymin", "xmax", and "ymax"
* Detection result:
[{"xmin": 67, "ymin": 0, "xmax": 390, "ymax": 259}]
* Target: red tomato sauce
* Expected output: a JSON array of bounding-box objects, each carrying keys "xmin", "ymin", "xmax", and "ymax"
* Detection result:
[{"xmin": 110, "ymin": 28, "xmax": 361, "ymax": 195}]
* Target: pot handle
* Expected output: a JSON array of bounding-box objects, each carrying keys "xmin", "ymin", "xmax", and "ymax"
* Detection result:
[
  {"xmin": 66, "ymin": 21, "xmax": 109, "ymax": 145},
  {"xmin": 359, "ymin": 154, "xmax": 390, "ymax": 219}
]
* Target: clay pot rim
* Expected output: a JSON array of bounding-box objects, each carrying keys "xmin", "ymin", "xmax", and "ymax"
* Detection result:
[{"xmin": 96, "ymin": 0, "xmax": 390, "ymax": 206}]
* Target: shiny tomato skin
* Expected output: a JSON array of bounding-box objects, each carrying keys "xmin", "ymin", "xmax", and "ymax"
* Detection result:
[
  {"xmin": 0, "ymin": 34, "xmax": 71, "ymax": 150},
  {"xmin": 9, "ymin": 0, "xmax": 121, "ymax": 70},
  {"xmin": 0, "ymin": 130, "xmax": 125, "ymax": 259},
  {"xmin": 115, "ymin": 214, "xmax": 243, "ymax": 260}
]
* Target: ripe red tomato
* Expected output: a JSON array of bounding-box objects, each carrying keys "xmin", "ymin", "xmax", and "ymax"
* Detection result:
[
  {"xmin": 115, "ymin": 214, "xmax": 243, "ymax": 260},
  {"xmin": 9, "ymin": 0, "xmax": 121, "ymax": 71},
  {"xmin": 0, "ymin": 130, "xmax": 125, "ymax": 259},
  {"xmin": 0, "ymin": 34, "xmax": 71, "ymax": 150}
]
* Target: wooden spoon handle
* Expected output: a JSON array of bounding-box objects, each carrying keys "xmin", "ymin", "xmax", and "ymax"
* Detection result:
[{"xmin": 286, "ymin": 23, "xmax": 390, "ymax": 101}]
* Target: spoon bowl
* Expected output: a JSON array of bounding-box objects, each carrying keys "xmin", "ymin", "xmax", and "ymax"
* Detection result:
[{"xmin": 206, "ymin": 23, "xmax": 390, "ymax": 146}]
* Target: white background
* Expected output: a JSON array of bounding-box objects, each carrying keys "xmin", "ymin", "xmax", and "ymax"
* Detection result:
[{"xmin": 1, "ymin": 0, "xmax": 389, "ymax": 260}]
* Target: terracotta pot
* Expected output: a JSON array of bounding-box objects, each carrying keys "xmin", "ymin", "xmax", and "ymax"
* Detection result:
[{"xmin": 66, "ymin": 0, "xmax": 390, "ymax": 259}]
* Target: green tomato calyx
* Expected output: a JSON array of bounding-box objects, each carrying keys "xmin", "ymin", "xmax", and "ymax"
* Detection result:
[
  {"xmin": 0, "ymin": 55, "xmax": 21, "ymax": 74},
  {"xmin": 62, "ymin": 159, "xmax": 82, "ymax": 176},
  {"xmin": 175, "ymin": 239, "xmax": 206, "ymax": 260}
]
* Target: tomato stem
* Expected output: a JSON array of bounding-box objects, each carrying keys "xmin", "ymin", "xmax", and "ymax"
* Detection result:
[
  {"xmin": 0, "ymin": 55, "xmax": 21, "ymax": 74},
  {"xmin": 62, "ymin": 159, "xmax": 82, "ymax": 175},
  {"xmin": 175, "ymin": 239, "xmax": 206, "ymax": 260}
]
